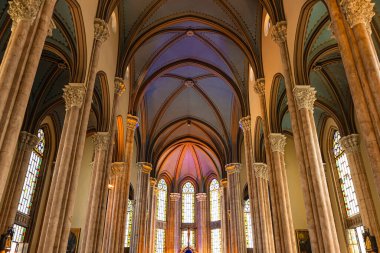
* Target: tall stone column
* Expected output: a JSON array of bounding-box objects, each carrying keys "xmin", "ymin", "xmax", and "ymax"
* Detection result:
[
  {"xmin": 340, "ymin": 134, "xmax": 380, "ymax": 242},
  {"xmin": 268, "ymin": 134, "xmax": 297, "ymax": 253},
  {"xmin": 219, "ymin": 179, "xmax": 229, "ymax": 253},
  {"xmin": 130, "ymin": 162, "xmax": 153, "ymax": 253},
  {"xmin": 167, "ymin": 193, "xmax": 181, "ymax": 253},
  {"xmin": 0, "ymin": 132, "xmax": 38, "ymax": 233},
  {"xmin": 225, "ymin": 163, "xmax": 246, "ymax": 253},
  {"xmin": 196, "ymin": 193, "xmax": 208, "ymax": 253},
  {"xmin": 79, "ymin": 132, "xmax": 110, "ymax": 253},
  {"xmin": 146, "ymin": 178, "xmax": 157, "ymax": 252}
]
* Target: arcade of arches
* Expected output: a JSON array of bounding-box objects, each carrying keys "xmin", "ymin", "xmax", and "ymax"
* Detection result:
[{"xmin": 1, "ymin": 0, "xmax": 380, "ymax": 252}]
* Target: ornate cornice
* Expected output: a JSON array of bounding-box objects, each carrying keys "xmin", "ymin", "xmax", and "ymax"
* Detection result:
[
  {"xmin": 94, "ymin": 18, "xmax": 109, "ymax": 43},
  {"xmin": 268, "ymin": 133, "xmax": 287, "ymax": 154},
  {"xmin": 271, "ymin": 21, "xmax": 287, "ymax": 44},
  {"xmin": 62, "ymin": 83, "xmax": 86, "ymax": 111},
  {"xmin": 239, "ymin": 116, "xmax": 251, "ymax": 133},
  {"xmin": 8, "ymin": 0, "xmax": 42, "ymax": 27},
  {"xmin": 111, "ymin": 162, "xmax": 128, "ymax": 176},
  {"xmin": 126, "ymin": 114, "xmax": 139, "ymax": 131},
  {"xmin": 19, "ymin": 131, "xmax": 39, "ymax": 148},
  {"xmin": 137, "ymin": 162, "xmax": 153, "ymax": 174},
  {"xmin": 225, "ymin": 163, "xmax": 241, "ymax": 174},
  {"xmin": 253, "ymin": 163, "xmax": 269, "ymax": 181},
  {"xmin": 340, "ymin": 0, "xmax": 375, "ymax": 33},
  {"xmin": 92, "ymin": 132, "xmax": 110, "ymax": 151},
  {"xmin": 114, "ymin": 77, "xmax": 126, "ymax": 96},
  {"xmin": 254, "ymin": 78, "xmax": 265, "ymax": 96},
  {"xmin": 339, "ymin": 134, "xmax": 360, "ymax": 153},
  {"xmin": 293, "ymin": 85, "xmax": 316, "ymax": 112},
  {"xmin": 196, "ymin": 193, "xmax": 207, "ymax": 201},
  {"xmin": 170, "ymin": 193, "xmax": 181, "ymax": 201}
]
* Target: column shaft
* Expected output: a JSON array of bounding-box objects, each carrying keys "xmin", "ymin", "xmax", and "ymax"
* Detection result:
[
  {"xmin": 196, "ymin": 193, "xmax": 208, "ymax": 253},
  {"xmin": 220, "ymin": 179, "xmax": 229, "ymax": 253},
  {"xmin": 146, "ymin": 178, "xmax": 157, "ymax": 252},
  {"xmin": 167, "ymin": 193, "xmax": 181, "ymax": 253}
]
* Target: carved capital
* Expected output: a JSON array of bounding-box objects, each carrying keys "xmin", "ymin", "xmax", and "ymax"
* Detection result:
[
  {"xmin": 271, "ymin": 21, "xmax": 287, "ymax": 44},
  {"xmin": 47, "ymin": 19, "xmax": 56, "ymax": 37},
  {"xmin": 225, "ymin": 163, "xmax": 241, "ymax": 174},
  {"xmin": 254, "ymin": 78, "xmax": 265, "ymax": 95},
  {"xmin": 293, "ymin": 85, "xmax": 316, "ymax": 112},
  {"xmin": 137, "ymin": 162, "xmax": 152, "ymax": 174},
  {"xmin": 340, "ymin": 134, "xmax": 360, "ymax": 153},
  {"xmin": 111, "ymin": 162, "xmax": 128, "ymax": 176},
  {"xmin": 150, "ymin": 177, "xmax": 157, "ymax": 187},
  {"xmin": 196, "ymin": 193, "xmax": 207, "ymax": 202},
  {"xmin": 253, "ymin": 163, "xmax": 269, "ymax": 180},
  {"xmin": 92, "ymin": 132, "xmax": 110, "ymax": 151},
  {"xmin": 239, "ymin": 116, "xmax": 251, "ymax": 133},
  {"xmin": 220, "ymin": 178, "xmax": 228, "ymax": 188},
  {"xmin": 8, "ymin": 0, "xmax": 42, "ymax": 26},
  {"xmin": 62, "ymin": 83, "xmax": 86, "ymax": 111},
  {"xmin": 170, "ymin": 193, "xmax": 181, "ymax": 201},
  {"xmin": 126, "ymin": 114, "xmax": 139, "ymax": 131},
  {"xmin": 19, "ymin": 131, "xmax": 39, "ymax": 148},
  {"xmin": 340, "ymin": 0, "xmax": 375, "ymax": 33},
  {"xmin": 94, "ymin": 18, "xmax": 109, "ymax": 43},
  {"xmin": 268, "ymin": 133, "xmax": 287, "ymax": 154},
  {"xmin": 114, "ymin": 77, "xmax": 126, "ymax": 96}
]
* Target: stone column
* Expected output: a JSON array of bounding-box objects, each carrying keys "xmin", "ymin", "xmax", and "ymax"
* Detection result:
[
  {"xmin": 196, "ymin": 193, "xmax": 208, "ymax": 253},
  {"xmin": 293, "ymin": 85, "xmax": 340, "ymax": 252},
  {"xmin": 340, "ymin": 134, "xmax": 380, "ymax": 243},
  {"xmin": 225, "ymin": 163, "xmax": 246, "ymax": 253},
  {"xmin": 167, "ymin": 193, "xmax": 181, "ymax": 253},
  {"xmin": 0, "ymin": 132, "xmax": 38, "ymax": 233},
  {"xmin": 268, "ymin": 134, "xmax": 297, "ymax": 253},
  {"xmin": 130, "ymin": 162, "xmax": 153, "ymax": 253},
  {"xmin": 219, "ymin": 179, "xmax": 229, "ymax": 253},
  {"xmin": 79, "ymin": 132, "xmax": 110, "ymax": 253},
  {"xmin": 146, "ymin": 178, "xmax": 157, "ymax": 252}
]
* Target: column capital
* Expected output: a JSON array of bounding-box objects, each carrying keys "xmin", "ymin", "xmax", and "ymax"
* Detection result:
[
  {"xmin": 137, "ymin": 162, "xmax": 152, "ymax": 174},
  {"xmin": 170, "ymin": 193, "xmax": 181, "ymax": 201},
  {"xmin": 114, "ymin": 77, "xmax": 126, "ymax": 96},
  {"xmin": 92, "ymin": 132, "xmax": 110, "ymax": 151},
  {"xmin": 225, "ymin": 163, "xmax": 241, "ymax": 174},
  {"xmin": 126, "ymin": 114, "xmax": 139, "ymax": 131},
  {"xmin": 19, "ymin": 131, "xmax": 39, "ymax": 147},
  {"xmin": 220, "ymin": 178, "xmax": 228, "ymax": 188},
  {"xmin": 150, "ymin": 177, "xmax": 157, "ymax": 187},
  {"xmin": 94, "ymin": 18, "xmax": 109, "ymax": 43},
  {"xmin": 293, "ymin": 85, "xmax": 316, "ymax": 112},
  {"xmin": 340, "ymin": 134, "xmax": 360, "ymax": 153},
  {"xmin": 8, "ymin": 0, "xmax": 42, "ymax": 26},
  {"xmin": 253, "ymin": 163, "xmax": 269, "ymax": 180},
  {"xmin": 254, "ymin": 78, "xmax": 265, "ymax": 95},
  {"xmin": 111, "ymin": 162, "xmax": 128, "ymax": 176},
  {"xmin": 271, "ymin": 21, "xmax": 287, "ymax": 44},
  {"xmin": 340, "ymin": 0, "xmax": 375, "ymax": 33},
  {"xmin": 239, "ymin": 116, "xmax": 251, "ymax": 133},
  {"xmin": 63, "ymin": 83, "xmax": 86, "ymax": 111},
  {"xmin": 196, "ymin": 193, "xmax": 207, "ymax": 201},
  {"xmin": 268, "ymin": 133, "xmax": 287, "ymax": 154}
]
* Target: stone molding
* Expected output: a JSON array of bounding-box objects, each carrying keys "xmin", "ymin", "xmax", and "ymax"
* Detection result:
[
  {"xmin": 268, "ymin": 133, "xmax": 287, "ymax": 154},
  {"xmin": 137, "ymin": 162, "xmax": 153, "ymax": 174},
  {"xmin": 111, "ymin": 162, "xmax": 128, "ymax": 176},
  {"xmin": 170, "ymin": 193, "xmax": 181, "ymax": 201},
  {"xmin": 62, "ymin": 83, "xmax": 86, "ymax": 111},
  {"xmin": 225, "ymin": 163, "xmax": 241, "ymax": 174},
  {"xmin": 92, "ymin": 132, "xmax": 110, "ymax": 151},
  {"xmin": 253, "ymin": 163, "xmax": 269, "ymax": 181},
  {"xmin": 254, "ymin": 78, "xmax": 265, "ymax": 95},
  {"xmin": 196, "ymin": 193, "xmax": 207, "ymax": 201},
  {"xmin": 47, "ymin": 19, "xmax": 56, "ymax": 37},
  {"xmin": 19, "ymin": 131, "xmax": 39, "ymax": 148},
  {"xmin": 94, "ymin": 18, "xmax": 109, "ymax": 43},
  {"xmin": 126, "ymin": 114, "xmax": 139, "ymax": 131},
  {"xmin": 239, "ymin": 116, "xmax": 251, "ymax": 133},
  {"xmin": 293, "ymin": 85, "xmax": 316, "ymax": 112},
  {"xmin": 8, "ymin": 0, "xmax": 42, "ymax": 26},
  {"xmin": 340, "ymin": 134, "xmax": 360, "ymax": 153},
  {"xmin": 271, "ymin": 21, "xmax": 287, "ymax": 43},
  {"xmin": 340, "ymin": 0, "xmax": 375, "ymax": 33},
  {"xmin": 114, "ymin": 77, "xmax": 126, "ymax": 96}
]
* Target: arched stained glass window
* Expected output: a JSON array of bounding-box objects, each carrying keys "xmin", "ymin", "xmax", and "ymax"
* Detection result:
[
  {"xmin": 155, "ymin": 229, "xmax": 166, "ymax": 253},
  {"xmin": 182, "ymin": 182, "xmax": 195, "ymax": 223},
  {"xmin": 209, "ymin": 179, "xmax": 220, "ymax": 222},
  {"xmin": 211, "ymin": 229, "xmax": 221, "ymax": 253},
  {"xmin": 124, "ymin": 200, "xmax": 134, "ymax": 247},
  {"xmin": 156, "ymin": 179, "xmax": 168, "ymax": 221},
  {"xmin": 244, "ymin": 199, "xmax": 253, "ymax": 248}
]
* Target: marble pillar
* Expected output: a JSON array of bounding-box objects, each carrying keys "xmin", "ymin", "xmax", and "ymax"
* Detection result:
[
  {"xmin": 340, "ymin": 134, "xmax": 380, "ymax": 243},
  {"xmin": 146, "ymin": 178, "xmax": 157, "ymax": 252},
  {"xmin": 268, "ymin": 134, "xmax": 297, "ymax": 253},
  {"xmin": 130, "ymin": 162, "xmax": 153, "ymax": 253},
  {"xmin": 219, "ymin": 179, "xmax": 229, "ymax": 253},
  {"xmin": 167, "ymin": 193, "xmax": 181, "ymax": 253},
  {"xmin": 196, "ymin": 193, "xmax": 208, "ymax": 253},
  {"xmin": 0, "ymin": 132, "xmax": 38, "ymax": 233},
  {"xmin": 225, "ymin": 163, "xmax": 246, "ymax": 253}
]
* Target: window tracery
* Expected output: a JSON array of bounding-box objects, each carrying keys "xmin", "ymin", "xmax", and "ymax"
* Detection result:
[
  {"xmin": 244, "ymin": 199, "xmax": 254, "ymax": 248},
  {"xmin": 124, "ymin": 199, "xmax": 134, "ymax": 247}
]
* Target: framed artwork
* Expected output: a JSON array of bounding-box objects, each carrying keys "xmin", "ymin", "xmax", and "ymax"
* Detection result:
[
  {"xmin": 66, "ymin": 228, "xmax": 80, "ymax": 253},
  {"xmin": 296, "ymin": 229, "xmax": 312, "ymax": 253}
]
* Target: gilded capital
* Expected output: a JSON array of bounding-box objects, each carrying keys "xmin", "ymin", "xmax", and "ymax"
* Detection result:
[
  {"xmin": 196, "ymin": 193, "xmax": 207, "ymax": 201},
  {"xmin": 19, "ymin": 131, "xmax": 39, "ymax": 148},
  {"xmin": 94, "ymin": 18, "xmax": 109, "ymax": 43},
  {"xmin": 239, "ymin": 116, "xmax": 251, "ymax": 133},
  {"xmin": 339, "ymin": 134, "xmax": 360, "ymax": 153},
  {"xmin": 340, "ymin": 0, "xmax": 375, "ymax": 33},
  {"xmin": 8, "ymin": 0, "xmax": 42, "ymax": 27},
  {"xmin": 150, "ymin": 177, "xmax": 157, "ymax": 187},
  {"xmin": 92, "ymin": 132, "xmax": 110, "ymax": 151},
  {"xmin": 62, "ymin": 83, "xmax": 86, "ymax": 111},
  {"xmin": 268, "ymin": 133, "xmax": 287, "ymax": 154},
  {"xmin": 225, "ymin": 163, "xmax": 241, "ymax": 174},
  {"xmin": 220, "ymin": 178, "xmax": 228, "ymax": 188},
  {"xmin": 293, "ymin": 85, "xmax": 316, "ymax": 112},
  {"xmin": 126, "ymin": 114, "xmax": 139, "ymax": 131},
  {"xmin": 114, "ymin": 77, "xmax": 126, "ymax": 96},
  {"xmin": 271, "ymin": 21, "xmax": 287, "ymax": 44},
  {"xmin": 170, "ymin": 193, "xmax": 181, "ymax": 201},
  {"xmin": 137, "ymin": 162, "xmax": 153, "ymax": 174},
  {"xmin": 111, "ymin": 162, "xmax": 128, "ymax": 176},
  {"xmin": 254, "ymin": 78, "xmax": 265, "ymax": 95},
  {"xmin": 253, "ymin": 163, "xmax": 269, "ymax": 181}
]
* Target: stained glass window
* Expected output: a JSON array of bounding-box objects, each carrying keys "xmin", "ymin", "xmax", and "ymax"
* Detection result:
[
  {"xmin": 210, "ymin": 179, "xmax": 220, "ymax": 222},
  {"xmin": 12, "ymin": 224, "xmax": 26, "ymax": 243},
  {"xmin": 182, "ymin": 182, "xmax": 195, "ymax": 223},
  {"xmin": 211, "ymin": 229, "xmax": 221, "ymax": 253},
  {"xmin": 156, "ymin": 179, "xmax": 168, "ymax": 221},
  {"xmin": 124, "ymin": 200, "xmax": 134, "ymax": 247},
  {"xmin": 244, "ymin": 199, "xmax": 254, "ymax": 248},
  {"xmin": 155, "ymin": 229, "xmax": 165, "ymax": 253},
  {"xmin": 181, "ymin": 230, "xmax": 195, "ymax": 248},
  {"xmin": 332, "ymin": 131, "xmax": 359, "ymax": 217}
]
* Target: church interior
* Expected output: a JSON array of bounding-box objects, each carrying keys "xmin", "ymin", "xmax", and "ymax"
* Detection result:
[{"xmin": 0, "ymin": 0, "xmax": 380, "ymax": 252}]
